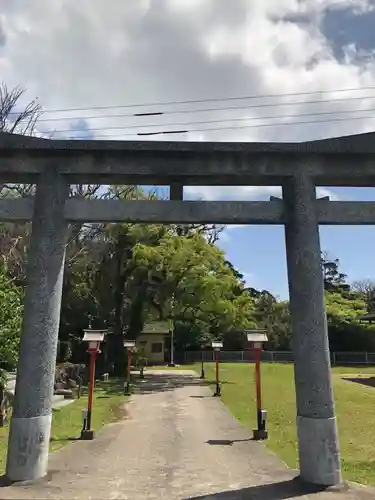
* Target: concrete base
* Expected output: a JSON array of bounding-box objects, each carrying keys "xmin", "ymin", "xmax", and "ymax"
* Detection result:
[
  {"xmin": 253, "ymin": 429, "xmax": 268, "ymax": 440},
  {"xmin": 213, "ymin": 383, "xmax": 221, "ymax": 397},
  {"xmin": 6, "ymin": 414, "xmax": 52, "ymax": 482},
  {"xmin": 80, "ymin": 430, "xmax": 95, "ymax": 440},
  {"xmin": 297, "ymin": 415, "xmax": 341, "ymax": 486}
]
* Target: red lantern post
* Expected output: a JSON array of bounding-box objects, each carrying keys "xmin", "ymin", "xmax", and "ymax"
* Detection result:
[
  {"xmin": 80, "ymin": 329, "xmax": 106, "ymax": 440},
  {"xmin": 246, "ymin": 330, "xmax": 268, "ymax": 440},
  {"xmin": 212, "ymin": 341, "xmax": 223, "ymax": 397},
  {"xmin": 200, "ymin": 347, "xmax": 205, "ymax": 380},
  {"xmin": 124, "ymin": 340, "xmax": 136, "ymax": 395}
]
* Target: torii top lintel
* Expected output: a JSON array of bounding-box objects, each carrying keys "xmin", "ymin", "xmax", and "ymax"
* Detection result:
[{"xmin": 1, "ymin": 130, "xmax": 375, "ymax": 187}]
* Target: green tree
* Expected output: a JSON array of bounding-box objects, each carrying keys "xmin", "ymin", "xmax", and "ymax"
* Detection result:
[
  {"xmin": 321, "ymin": 252, "xmax": 348, "ymax": 292},
  {"xmin": 325, "ymin": 291, "xmax": 375, "ymax": 351},
  {"xmin": 134, "ymin": 232, "xmax": 256, "ymax": 350},
  {"xmin": 251, "ymin": 290, "xmax": 292, "ymax": 349},
  {"xmin": 352, "ymin": 279, "xmax": 375, "ymax": 314},
  {"xmin": 0, "ymin": 264, "xmax": 23, "ymax": 382}
]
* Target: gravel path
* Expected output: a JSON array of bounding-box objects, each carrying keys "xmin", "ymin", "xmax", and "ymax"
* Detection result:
[{"xmin": 1, "ymin": 370, "xmax": 374, "ymax": 499}]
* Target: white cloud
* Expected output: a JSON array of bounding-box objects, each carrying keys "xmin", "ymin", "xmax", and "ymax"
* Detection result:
[
  {"xmin": 0, "ymin": 0, "xmax": 374, "ymax": 145},
  {"xmin": 185, "ymin": 185, "xmax": 339, "ymax": 201}
]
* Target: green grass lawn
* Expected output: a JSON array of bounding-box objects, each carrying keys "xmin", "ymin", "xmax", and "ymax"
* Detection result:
[
  {"xmin": 0, "ymin": 378, "xmax": 127, "ymax": 474},
  {"xmin": 187, "ymin": 362, "xmax": 375, "ymax": 486}
]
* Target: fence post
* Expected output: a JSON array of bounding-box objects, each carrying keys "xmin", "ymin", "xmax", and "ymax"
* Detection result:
[
  {"xmin": 332, "ymin": 352, "xmax": 336, "ymax": 366},
  {"xmin": 365, "ymin": 352, "xmax": 369, "ymax": 364},
  {"xmin": 241, "ymin": 351, "xmax": 244, "ymax": 362}
]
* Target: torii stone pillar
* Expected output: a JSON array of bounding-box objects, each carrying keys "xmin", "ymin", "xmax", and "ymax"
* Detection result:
[
  {"xmin": 283, "ymin": 173, "xmax": 341, "ymax": 486},
  {"xmin": 6, "ymin": 168, "xmax": 69, "ymax": 482}
]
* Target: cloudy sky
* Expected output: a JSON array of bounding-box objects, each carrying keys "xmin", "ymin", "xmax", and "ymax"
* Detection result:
[{"xmin": 1, "ymin": 0, "xmax": 375, "ymax": 298}]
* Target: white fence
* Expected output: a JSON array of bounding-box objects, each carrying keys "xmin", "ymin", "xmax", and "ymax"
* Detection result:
[{"xmin": 184, "ymin": 350, "xmax": 375, "ymax": 366}]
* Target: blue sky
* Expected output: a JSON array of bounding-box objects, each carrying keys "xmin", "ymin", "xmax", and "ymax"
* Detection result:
[
  {"xmin": 194, "ymin": 186, "xmax": 375, "ymax": 300},
  {"xmin": 2, "ymin": 0, "xmax": 375, "ymax": 300},
  {"xmin": 219, "ymin": 189, "xmax": 375, "ymax": 300}
]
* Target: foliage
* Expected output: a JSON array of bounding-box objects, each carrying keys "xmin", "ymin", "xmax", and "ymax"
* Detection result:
[
  {"xmin": 0, "ymin": 263, "xmax": 23, "ymax": 374},
  {"xmin": 326, "ymin": 291, "xmax": 375, "ymax": 351},
  {"xmin": 351, "ymin": 279, "xmax": 375, "ymax": 313},
  {"xmin": 250, "ymin": 290, "xmax": 291, "ymax": 350},
  {"xmin": 134, "ymin": 233, "xmax": 256, "ymax": 346},
  {"xmin": 0, "ymin": 82, "xmax": 42, "ymax": 136},
  {"xmin": 321, "ymin": 251, "xmax": 349, "ymax": 292}
]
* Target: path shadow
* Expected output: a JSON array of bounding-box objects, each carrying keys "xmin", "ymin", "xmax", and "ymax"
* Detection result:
[
  {"xmin": 206, "ymin": 438, "xmax": 252, "ymax": 446},
  {"xmin": 89, "ymin": 372, "xmax": 233, "ymax": 397},
  {"xmin": 49, "ymin": 436, "xmax": 80, "ymax": 442},
  {"xmin": 343, "ymin": 376, "xmax": 375, "ymax": 389},
  {"xmin": 0, "ymin": 475, "xmax": 12, "ymax": 487},
  {"xmin": 95, "ymin": 379, "xmax": 126, "ymax": 396},
  {"xmin": 131, "ymin": 373, "xmax": 232, "ymax": 395},
  {"xmin": 186, "ymin": 477, "xmax": 330, "ymax": 499},
  {"xmin": 133, "ymin": 375, "xmax": 203, "ymax": 395}
]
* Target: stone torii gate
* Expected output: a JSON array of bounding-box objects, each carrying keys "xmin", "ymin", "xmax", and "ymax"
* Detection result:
[{"xmin": 2, "ymin": 130, "xmax": 375, "ymax": 486}]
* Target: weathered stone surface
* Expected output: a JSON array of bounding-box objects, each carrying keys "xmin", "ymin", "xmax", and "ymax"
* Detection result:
[
  {"xmin": 283, "ymin": 173, "xmax": 341, "ymax": 485},
  {"xmin": 0, "ymin": 387, "xmax": 10, "ymax": 427},
  {"xmin": 53, "ymin": 363, "xmax": 84, "ymax": 399},
  {"xmin": 5, "ymin": 198, "xmax": 375, "ymax": 225},
  {"xmin": 2, "ymin": 129, "xmax": 375, "ymax": 153},
  {"xmin": 6, "ymin": 414, "xmax": 52, "ymax": 482},
  {"xmin": 2, "ymin": 130, "xmax": 375, "ymax": 186},
  {"xmin": 67, "ymin": 378, "xmax": 77, "ymax": 388},
  {"xmin": 54, "ymin": 363, "xmax": 84, "ymax": 390},
  {"xmin": 6, "ymin": 169, "xmax": 70, "ymax": 482}
]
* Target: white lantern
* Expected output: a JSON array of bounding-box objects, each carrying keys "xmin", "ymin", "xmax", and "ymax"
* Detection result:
[
  {"xmin": 82, "ymin": 330, "xmax": 107, "ymax": 353},
  {"xmin": 211, "ymin": 341, "xmax": 223, "ymax": 352},
  {"xmin": 123, "ymin": 340, "xmax": 136, "ymax": 350},
  {"xmin": 246, "ymin": 329, "xmax": 268, "ymax": 349}
]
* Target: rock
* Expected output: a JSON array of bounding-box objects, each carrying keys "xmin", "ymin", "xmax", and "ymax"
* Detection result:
[
  {"xmin": 0, "ymin": 387, "xmax": 10, "ymax": 427},
  {"xmin": 67, "ymin": 378, "xmax": 77, "ymax": 388},
  {"xmin": 55, "ymin": 362, "xmax": 85, "ymax": 391},
  {"xmin": 54, "ymin": 381, "xmax": 66, "ymax": 391},
  {"xmin": 54, "ymin": 388, "xmax": 74, "ymax": 399}
]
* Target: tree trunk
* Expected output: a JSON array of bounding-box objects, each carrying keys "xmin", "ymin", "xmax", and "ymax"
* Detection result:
[
  {"xmin": 111, "ymin": 238, "xmax": 128, "ymax": 376},
  {"xmin": 127, "ymin": 292, "xmax": 146, "ymax": 340}
]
